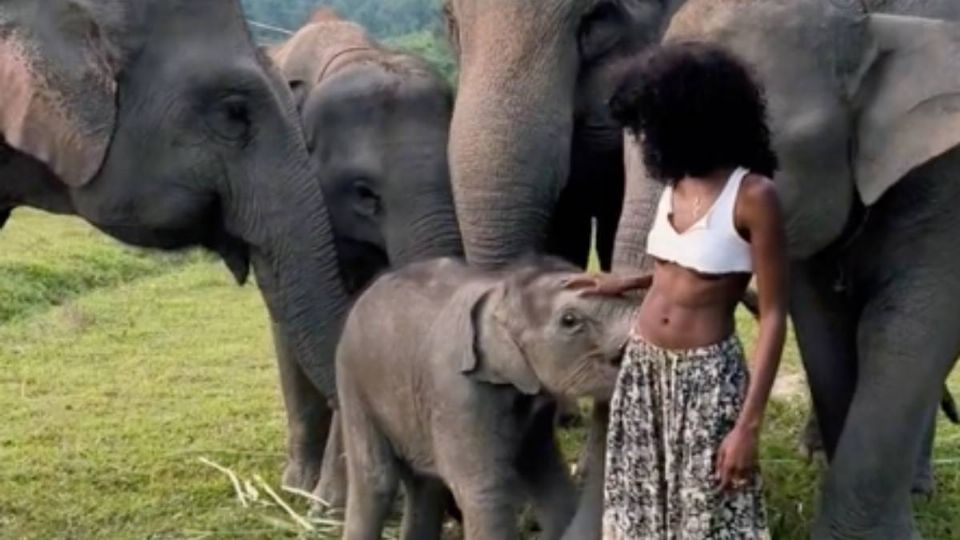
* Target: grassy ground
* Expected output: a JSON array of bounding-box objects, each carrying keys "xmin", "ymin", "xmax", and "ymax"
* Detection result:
[{"xmin": 1, "ymin": 209, "xmax": 959, "ymax": 539}]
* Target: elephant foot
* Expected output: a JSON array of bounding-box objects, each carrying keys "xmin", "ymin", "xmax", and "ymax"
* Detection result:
[
  {"xmin": 282, "ymin": 457, "xmax": 323, "ymax": 493},
  {"xmin": 312, "ymin": 415, "xmax": 348, "ymax": 511},
  {"xmin": 313, "ymin": 464, "xmax": 347, "ymax": 512}
]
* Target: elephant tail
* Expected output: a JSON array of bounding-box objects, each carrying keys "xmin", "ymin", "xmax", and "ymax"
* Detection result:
[{"xmin": 942, "ymin": 385, "xmax": 959, "ymax": 424}]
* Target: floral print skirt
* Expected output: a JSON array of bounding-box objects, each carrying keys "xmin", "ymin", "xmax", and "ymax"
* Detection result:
[{"xmin": 602, "ymin": 335, "xmax": 769, "ymax": 540}]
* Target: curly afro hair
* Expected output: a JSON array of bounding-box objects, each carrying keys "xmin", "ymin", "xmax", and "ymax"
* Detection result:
[{"xmin": 609, "ymin": 41, "xmax": 778, "ymax": 182}]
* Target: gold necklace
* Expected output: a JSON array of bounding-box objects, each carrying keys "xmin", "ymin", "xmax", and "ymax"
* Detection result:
[{"xmin": 692, "ymin": 195, "xmax": 703, "ymax": 220}]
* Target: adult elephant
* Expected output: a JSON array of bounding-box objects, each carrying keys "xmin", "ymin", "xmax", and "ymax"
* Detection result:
[
  {"xmin": 0, "ymin": 0, "xmax": 350, "ymax": 481},
  {"xmin": 270, "ymin": 11, "xmax": 463, "ymax": 495}
]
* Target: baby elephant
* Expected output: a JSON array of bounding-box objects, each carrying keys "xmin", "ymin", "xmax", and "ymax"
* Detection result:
[{"xmin": 336, "ymin": 257, "xmax": 635, "ymax": 540}]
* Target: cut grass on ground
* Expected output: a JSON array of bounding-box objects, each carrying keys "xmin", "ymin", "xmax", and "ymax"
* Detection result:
[{"xmin": 2, "ymin": 211, "xmax": 960, "ymax": 539}]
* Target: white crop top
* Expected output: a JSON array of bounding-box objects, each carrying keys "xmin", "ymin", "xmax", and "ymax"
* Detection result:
[{"xmin": 646, "ymin": 167, "xmax": 753, "ymax": 275}]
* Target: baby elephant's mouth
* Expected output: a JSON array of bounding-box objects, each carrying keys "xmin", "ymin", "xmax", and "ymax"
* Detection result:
[
  {"xmin": 609, "ymin": 348, "xmax": 624, "ymax": 369},
  {"xmin": 605, "ymin": 338, "xmax": 629, "ymax": 369},
  {"xmin": 586, "ymin": 349, "xmax": 625, "ymax": 400}
]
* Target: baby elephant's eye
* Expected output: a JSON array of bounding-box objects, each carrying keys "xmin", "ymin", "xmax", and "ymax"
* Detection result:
[{"xmin": 559, "ymin": 311, "xmax": 582, "ymax": 330}]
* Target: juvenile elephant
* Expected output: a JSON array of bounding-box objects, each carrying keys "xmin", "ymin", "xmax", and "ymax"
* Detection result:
[
  {"xmin": 269, "ymin": 11, "xmax": 462, "ymax": 497},
  {"xmin": 0, "ymin": 0, "xmax": 349, "ymax": 445},
  {"xmin": 336, "ymin": 257, "xmax": 634, "ymax": 540}
]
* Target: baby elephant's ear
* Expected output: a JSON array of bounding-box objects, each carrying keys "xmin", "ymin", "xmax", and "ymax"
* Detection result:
[{"xmin": 461, "ymin": 284, "xmax": 541, "ymax": 395}]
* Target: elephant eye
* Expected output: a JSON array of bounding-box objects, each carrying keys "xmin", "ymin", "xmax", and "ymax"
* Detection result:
[
  {"xmin": 559, "ymin": 310, "xmax": 584, "ymax": 331},
  {"xmin": 353, "ymin": 180, "xmax": 381, "ymax": 217},
  {"xmin": 579, "ymin": 2, "xmax": 624, "ymax": 63},
  {"xmin": 206, "ymin": 94, "xmax": 254, "ymax": 145}
]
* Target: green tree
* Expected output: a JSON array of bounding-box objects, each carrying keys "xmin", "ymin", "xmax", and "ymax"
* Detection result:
[
  {"xmin": 386, "ymin": 30, "xmax": 456, "ymax": 85},
  {"xmin": 241, "ymin": 0, "xmax": 445, "ymax": 41}
]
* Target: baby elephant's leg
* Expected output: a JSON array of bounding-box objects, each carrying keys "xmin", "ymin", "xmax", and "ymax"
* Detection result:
[
  {"xmin": 516, "ymin": 405, "xmax": 577, "ymax": 539},
  {"xmin": 453, "ymin": 487, "xmax": 520, "ymax": 540},
  {"xmin": 441, "ymin": 440, "xmax": 520, "ymax": 539},
  {"xmin": 341, "ymin": 402, "xmax": 398, "ymax": 540},
  {"xmin": 399, "ymin": 472, "xmax": 447, "ymax": 540}
]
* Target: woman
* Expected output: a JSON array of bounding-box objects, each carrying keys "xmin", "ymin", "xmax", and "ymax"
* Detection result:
[{"xmin": 568, "ymin": 42, "xmax": 788, "ymax": 538}]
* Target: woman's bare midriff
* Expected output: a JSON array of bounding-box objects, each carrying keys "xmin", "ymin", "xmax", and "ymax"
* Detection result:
[{"xmin": 634, "ymin": 260, "xmax": 751, "ymax": 350}]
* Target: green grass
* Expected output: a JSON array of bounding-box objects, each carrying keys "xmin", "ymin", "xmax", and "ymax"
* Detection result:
[
  {"xmin": 2, "ymin": 210, "xmax": 960, "ymax": 539},
  {"xmin": 0, "ymin": 209, "xmax": 203, "ymax": 323}
]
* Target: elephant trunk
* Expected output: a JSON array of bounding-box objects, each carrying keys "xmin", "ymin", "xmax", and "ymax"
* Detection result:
[
  {"xmin": 385, "ymin": 141, "xmax": 464, "ymax": 265},
  {"xmin": 388, "ymin": 196, "xmax": 464, "ymax": 265},
  {"xmin": 612, "ymin": 132, "xmax": 663, "ymax": 274},
  {"xmin": 449, "ymin": 14, "xmax": 580, "ymax": 268},
  {"xmin": 226, "ymin": 137, "xmax": 349, "ymax": 406}
]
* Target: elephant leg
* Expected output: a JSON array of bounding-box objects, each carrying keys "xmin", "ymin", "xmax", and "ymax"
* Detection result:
[
  {"xmin": 273, "ymin": 322, "xmax": 333, "ymax": 491},
  {"xmin": 444, "ymin": 456, "xmax": 519, "ymax": 540},
  {"xmin": 516, "ymin": 404, "xmax": 577, "ymax": 539},
  {"xmin": 801, "ymin": 399, "xmax": 939, "ymax": 494},
  {"xmin": 799, "ymin": 411, "xmax": 826, "ymax": 459},
  {"xmin": 561, "ymin": 403, "xmax": 608, "ymax": 540},
  {"xmin": 314, "ymin": 411, "xmax": 347, "ymax": 510},
  {"xmin": 911, "ymin": 402, "xmax": 938, "ymax": 496},
  {"xmin": 789, "ymin": 260, "xmax": 858, "ymax": 461},
  {"xmin": 814, "ymin": 286, "xmax": 960, "ymax": 539},
  {"xmin": 341, "ymin": 400, "xmax": 399, "ymax": 540},
  {"xmin": 399, "ymin": 472, "xmax": 447, "ymax": 540},
  {"xmin": 452, "ymin": 492, "xmax": 519, "ymax": 540}
]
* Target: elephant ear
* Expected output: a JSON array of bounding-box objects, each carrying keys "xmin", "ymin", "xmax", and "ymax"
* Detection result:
[
  {"xmin": 460, "ymin": 284, "xmax": 541, "ymax": 396},
  {"xmin": 0, "ymin": 1, "xmax": 118, "ymax": 187},
  {"xmin": 851, "ymin": 14, "xmax": 960, "ymax": 205}
]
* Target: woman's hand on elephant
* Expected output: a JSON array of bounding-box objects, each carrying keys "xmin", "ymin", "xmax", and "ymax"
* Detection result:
[
  {"xmin": 716, "ymin": 425, "xmax": 759, "ymax": 492},
  {"xmin": 563, "ymin": 273, "xmax": 627, "ymax": 297},
  {"xmin": 562, "ymin": 273, "xmax": 652, "ymax": 297}
]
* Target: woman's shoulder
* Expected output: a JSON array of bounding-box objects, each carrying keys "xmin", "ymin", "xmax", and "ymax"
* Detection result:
[
  {"xmin": 735, "ymin": 172, "xmax": 783, "ymax": 228},
  {"xmin": 740, "ymin": 172, "xmax": 779, "ymax": 206}
]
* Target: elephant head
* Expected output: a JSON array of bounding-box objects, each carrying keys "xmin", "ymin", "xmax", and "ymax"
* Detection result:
[
  {"xmin": 659, "ymin": 0, "xmax": 960, "ymax": 257},
  {"xmin": 0, "ymin": 0, "xmax": 349, "ymax": 402},
  {"xmin": 273, "ymin": 15, "xmax": 462, "ymax": 292},
  {"xmin": 463, "ymin": 259, "xmax": 634, "ymax": 400},
  {"xmin": 443, "ymin": 0, "xmax": 685, "ymax": 267}
]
